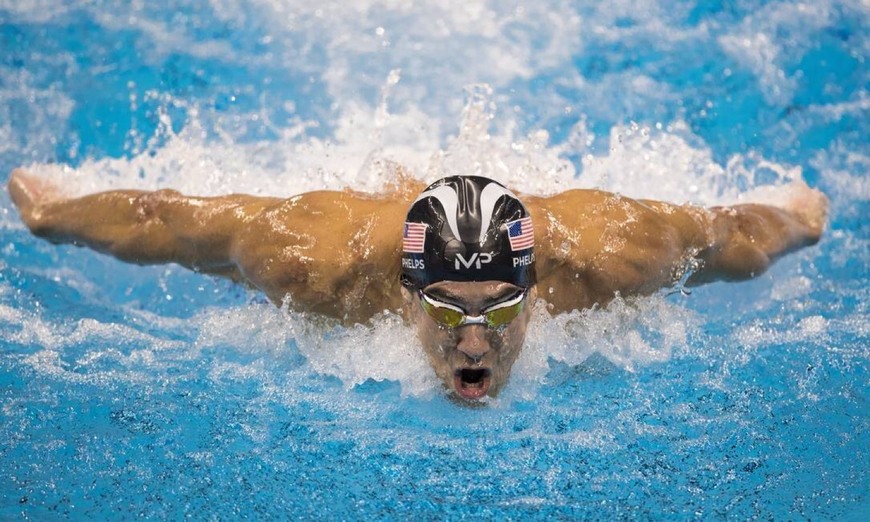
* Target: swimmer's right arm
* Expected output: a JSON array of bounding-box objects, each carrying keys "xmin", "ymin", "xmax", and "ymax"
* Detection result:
[
  {"xmin": 8, "ymin": 169, "xmax": 412, "ymax": 322},
  {"xmin": 8, "ymin": 169, "xmax": 282, "ymax": 280}
]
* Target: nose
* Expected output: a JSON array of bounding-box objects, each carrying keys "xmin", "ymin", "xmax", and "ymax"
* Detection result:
[{"xmin": 456, "ymin": 324, "xmax": 491, "ymax": 361}]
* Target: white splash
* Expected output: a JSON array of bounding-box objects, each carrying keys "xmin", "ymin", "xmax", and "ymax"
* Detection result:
[
  {"xmin": 510, "ymin": 294, "xmax": 700, "ymax": 394},
  {"xmin": 718, "ymin": 2, "xmax": 836, "ymax": 105},
  {"xmin": 3, "ymin": 0, "xmax": 861, "ymax": 400},
  {"xmin": 0, "ymin": 66, "xmax": 75, "ymax": 158},
  {"xmin": 9, "ymin": 79, "xmax": 824, "ymax": 397}
]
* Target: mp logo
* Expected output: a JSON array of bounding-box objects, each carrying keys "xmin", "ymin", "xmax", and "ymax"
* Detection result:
[{"xmin": 455, "ymin": 252, "xmax": 493, "ymax": 270}]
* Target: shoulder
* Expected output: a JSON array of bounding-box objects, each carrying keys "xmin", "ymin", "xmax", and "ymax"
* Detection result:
[
  {"xmin": 525, "ymin": 188, "xmax": 709, "ymax": 254},
  {"xmin": 524, "ymin": 189, "xmax": 664, "ymax": 256},
  {"xmin": 233, "ymin": 188, "xmax": 411, "ymax": 321},
  {"xmin": 524, "ymin": 189, "xmax": 712, "ymax": 312},
  {"xmin": 524, "ymin": 188, "xmax": 669, "ymax": 229}
]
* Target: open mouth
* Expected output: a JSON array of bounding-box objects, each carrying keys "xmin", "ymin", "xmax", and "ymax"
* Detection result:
[{"xmin": 453, "ymin": 368, "xmax": 492, "ymax": 400}]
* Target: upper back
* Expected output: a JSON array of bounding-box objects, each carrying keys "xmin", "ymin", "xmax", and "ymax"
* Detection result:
[{"xmin": 233, "ymin": 184, "xmax": 710, "ymax": 321}]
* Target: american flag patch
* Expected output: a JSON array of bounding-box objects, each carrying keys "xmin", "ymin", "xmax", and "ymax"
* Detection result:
[
  {"xmin": 403, "ymin": 222, "xmax": 427, "ymax": 253},
  {"xmin": 506, "ymin": 217, "xmax": 534, "ymax": 251}
]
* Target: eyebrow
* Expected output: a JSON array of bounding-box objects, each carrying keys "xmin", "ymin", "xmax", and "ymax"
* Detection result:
[{"xmin": 424, "ymin": 286, "xmax": 522, "ymax": 307}]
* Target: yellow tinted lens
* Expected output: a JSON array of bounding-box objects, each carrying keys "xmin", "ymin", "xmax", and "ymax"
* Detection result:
[
  {"xmin": 420, "ymin": 295, "xmax": 466, "ymax": 327},
  {"xmin": 484, "ymin": 300, "xmax": 524, "ymax": 327}
]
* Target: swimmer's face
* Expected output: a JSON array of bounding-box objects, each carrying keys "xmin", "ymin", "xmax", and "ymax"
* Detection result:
[{"xmin": 401, "ymin": 281, "xmax": 536, "ymax": 402}]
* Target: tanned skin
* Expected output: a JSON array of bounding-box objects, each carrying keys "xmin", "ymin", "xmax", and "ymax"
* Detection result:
[
  {"xmin": 7, "ymin": 168, "xmax": 827, "ymax": 324},
  {"xmin": 7, "ymin": 168, "xmax": 828, "ymax": 400}
]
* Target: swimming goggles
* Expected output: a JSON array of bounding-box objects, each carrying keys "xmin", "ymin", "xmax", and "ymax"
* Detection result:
[{"xmin": 417, "ymin": 289, "xmax": 527, "ymax": 328}]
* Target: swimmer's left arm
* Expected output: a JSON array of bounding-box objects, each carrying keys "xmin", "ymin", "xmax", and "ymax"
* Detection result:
[
  {"xmin": 526, "ymin": 182, "xmax": 828, "ymax": 312},
  {"xmin": 526, "ymin": 189, "xmax": 700, "ymax": 311},
  {"xmin": 681, "ymin": 183, "xmax": 828, "ymax": 286}
]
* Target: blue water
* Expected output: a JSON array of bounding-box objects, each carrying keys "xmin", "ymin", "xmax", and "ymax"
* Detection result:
[{"xmin": 1, "ymin": 1, "xmax": 867, "ymax": 519}]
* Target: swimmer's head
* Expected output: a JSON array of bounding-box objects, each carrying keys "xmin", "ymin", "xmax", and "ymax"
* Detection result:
[
  {"xmin": 400, "ymin": 176, "xmax": 536, "ymax": 290},
  {"xmin": 399, "ymin": 176, "xmax": 537, "ymax": 402}
]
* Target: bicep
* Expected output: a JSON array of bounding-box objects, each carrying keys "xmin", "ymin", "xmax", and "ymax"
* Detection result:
[{"xmin": 530, "ymin": 192, "xmax": 712, "ymax": 309}]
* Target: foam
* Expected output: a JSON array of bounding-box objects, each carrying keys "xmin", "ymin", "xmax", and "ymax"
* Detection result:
[
  {"xmin": 0, "ymin": 65, "xmax": 75, "ymax": 159},
  {"xmin": 812, "ymin": 144, "xmax": 870, "ymax": 207},
  {"xmin": 282, "ymin": 307, "xmax": 441, "ymax": 398},
  {"xmin": 0, "ymin": 267, "xmax": 700, "ymax": 399},
  {"xmin": 0, "ymin": 0, "xmax": 76, "ymax": 23},
  {"xmin": 241, "ymin": 0, "xmax": 583, "ymax": 115},
  {"xmin": 733, "ymin": 313, "xmax": 834, "ymax": 352},
  {"xmin": 22, "ymin": 89, "xmax": 812, "ymax": 218},
  {"xmin": 4, "ymin": 0, "xmax": 862, "ymax": 401},
  {"xmin": 12, "ymin": 312, "xmax": 190, "ymax": 387},
  {"xmin": 10, "ymin": 83, "xmax": 824, "ymax": 397},
  {"xmin": 770, "ymin": 275, "xmax": 814, "ymax": 302},
  {"xmin": 9, "ymin": 0, "xmax": 831, "ymax": 209},
  {"xmin": 718, "ymin": 2, "xmax": 835, "ymax": 106},
  {"xmin": 523, "ymin": 295, "xmax": 698, "ymax": 371}
]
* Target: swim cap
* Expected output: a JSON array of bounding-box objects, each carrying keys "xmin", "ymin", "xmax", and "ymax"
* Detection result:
[{"xmin": 400, "ymin": 176, "xmax": 536, "ymax": 290}]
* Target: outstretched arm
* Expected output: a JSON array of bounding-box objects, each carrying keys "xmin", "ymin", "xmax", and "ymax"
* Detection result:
[
  {"xmin": 526, "ymin": 182, "xmax": 827, "ymax": 313},
  {"xmin": 8, "ymin": 168, "xmax": 280, "ymax": 280},
  {"xmin": 686, "ymin": 184, "xmax": 828, "ymax": 285},
  {"xmin": 8, "ymin": 169, "xmax": 419, "ymax": 323}
]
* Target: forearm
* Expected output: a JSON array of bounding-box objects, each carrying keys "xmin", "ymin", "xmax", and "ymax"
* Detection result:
[
  {"xmin": 690, "ymin": 202, "xmax": 824, "ymax": 284},
  {"xmin": 23, "ymin": 186, "xmax": 280, "ymax": 273}
]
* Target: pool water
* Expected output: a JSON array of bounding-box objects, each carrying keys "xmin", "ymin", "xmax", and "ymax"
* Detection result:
[{"xmin": 1, "ymin": 0, "xmax": 867, "ymax": 519}]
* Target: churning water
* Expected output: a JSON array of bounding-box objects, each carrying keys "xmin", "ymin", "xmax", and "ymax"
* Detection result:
[{"xmin": 1, "ymin": 1, "xmax": 867, "ymax": 519}]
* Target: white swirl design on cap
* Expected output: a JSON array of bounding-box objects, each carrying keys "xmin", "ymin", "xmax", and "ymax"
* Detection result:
[
  {"xmin": 414, "ymin": 179, "xmax": 519, "ymax": 244},
  {"xmin": 478, "ymin": 183, "xmax": 516, "ymax": 243},
  {"xmin": 414, "ymin": 185, "xmax": 461, "ymax": 241}
]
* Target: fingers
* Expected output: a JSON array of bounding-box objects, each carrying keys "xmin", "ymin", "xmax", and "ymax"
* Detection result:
[
  {"xmin": 8, "ymin": 168, "xmax": 35, "ymax": 212},
  {"xmin": 7, "ymin": 168, "xmax": 66, "ymax": 231},
  {"xmin": 8, "ymin": 168, "xmax": 63, "ymax": 210},
  {"xmin": 784, "ymin": 182, "xmax": 829, "ymax": 236}
]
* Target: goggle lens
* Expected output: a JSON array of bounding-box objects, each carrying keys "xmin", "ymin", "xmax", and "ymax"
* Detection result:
[
  {"xmin": 418, "ymin": 290, "xmax": 526, "ymax": 328},
  {"xmin": 419, "ymin": 297, "xmax": 466, "ymax": 328},
  {"xmin": 483, "ymin": 301, "xmax": 524, "ymax": 327}
]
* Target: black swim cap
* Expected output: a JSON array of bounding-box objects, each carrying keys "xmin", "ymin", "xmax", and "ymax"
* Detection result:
[{"xmin": 400, "ymin": 176, "xmax": 536, "ymax": 290}]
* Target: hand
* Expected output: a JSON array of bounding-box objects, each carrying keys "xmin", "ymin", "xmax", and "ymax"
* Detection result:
[
  {"xmin": 7, "ymin": 169, "xmax": 64, "ymax": 226},
  {"xmin": 781, "ymin": 181, "xmax": 829, "ymax": 238}
]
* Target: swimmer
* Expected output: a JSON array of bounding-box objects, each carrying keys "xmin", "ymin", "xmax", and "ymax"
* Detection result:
[{"xmin": 7, "ymin": 169, "xmax": 828, "ymax": 400}]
